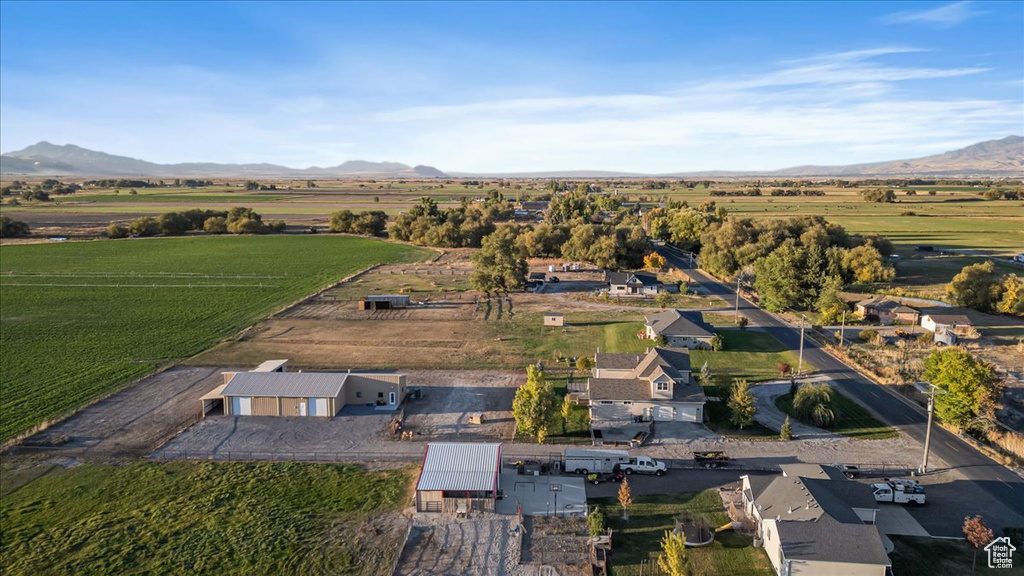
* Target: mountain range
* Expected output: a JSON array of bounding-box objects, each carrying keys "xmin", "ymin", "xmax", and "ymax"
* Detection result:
[{"xmin": 2, "ymin": 136, "xmax": 1021, "ymax": 178}]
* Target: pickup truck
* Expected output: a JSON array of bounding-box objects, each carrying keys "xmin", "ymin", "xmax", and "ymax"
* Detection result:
[
  {"xmin": 617, "ymin": 456, "xmax": 667, "ymax": 476},
  {"xmin": 830, "ymin": 463, "xmax": 860, "ymax": 479},
  {"xmin": 872, "ymin": 479, "xmax": 926, "ymax": 505}
]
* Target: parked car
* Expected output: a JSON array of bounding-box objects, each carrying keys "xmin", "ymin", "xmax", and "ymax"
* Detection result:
[
  {"xmin": 548, "ymin": 276, "xmax": 560, "ymax": 283},
  {"xmin": 831, "ymin": 463, "xmax": 860, "ymax": 479}
]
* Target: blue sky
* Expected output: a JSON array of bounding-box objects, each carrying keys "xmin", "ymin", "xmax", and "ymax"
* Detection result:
[{"xmin": 1, "ymin": 1, "xmax": 1021, "ymax": 172}]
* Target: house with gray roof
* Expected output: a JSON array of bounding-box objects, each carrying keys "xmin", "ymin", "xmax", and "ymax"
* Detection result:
[
  {"xmin": 855, "ymin": 296, "xmax": 918, "ymax": 325},
  {"xmin": 606, "ymin": 271, "xmax": 665, "ymax": 296},
  {"xmin": 741, "ymin": 464, "xmax": 889, "ymax": 576},
  {"xmin": 206, "ymin": 360, "xmax": 406, "ymax": 417},
  {"xmin": 586, "ymin": 347, "xmax": 705, "ymax": 423},
  {"xmin": 644, "ymin": 309, "xmax": 715, "ymax": 349},
  {"xmin": 921, "ymin": 312, "xmax": 974, "ymax": 337}
]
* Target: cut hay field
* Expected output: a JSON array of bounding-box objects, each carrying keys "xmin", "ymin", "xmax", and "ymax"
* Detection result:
[
  {"xmin": 0, "ymin": 461, "xmax": 411, "ymax": 576},
  {"xmin": 0, "ymin": 235, "xmax": 432, "ymax": 441}
]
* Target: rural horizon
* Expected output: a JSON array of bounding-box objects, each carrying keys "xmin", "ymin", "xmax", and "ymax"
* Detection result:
[{"xmin": 2, "ymin": 2, "xmax": 1022, "ymax": 576}]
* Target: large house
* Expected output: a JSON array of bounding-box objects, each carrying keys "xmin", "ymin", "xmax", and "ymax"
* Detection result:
[
  {"xmin": 644, "ymin": 309, "xmax": 715, "ymax": 349},
  {"xmin": 202, "ymin": 359, "xmax": 406, "ymax": 417},
  {"xmin": 854, "ymin": 297, "xmax": 918, "ymax": 325},
  {"xmin": 586, "ymin": 347, "xmax": 705, "ymax": 423},
  {"xmin": 742, "ymin": 464, "xmax": 889, "ymax": 576},
  {"xmin": 606, "ymin": 271, "xmax": 664, "ymax": 296}
]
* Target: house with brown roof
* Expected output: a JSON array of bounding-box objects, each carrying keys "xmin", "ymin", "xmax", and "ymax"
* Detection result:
[
  {"xmin": 742, "ymin": 464, "xmax": 889, "ymax": 576},
  {"xmin": 854, "ymin": 296, "xmax": 918, "ymax": 325},
  {"xmin": 585, "ymin": 347, "xmax": 705, "ymax": 423},
  {"xmin": 644, "ymin": 309, "xmax": 715, "ymax": 348}
]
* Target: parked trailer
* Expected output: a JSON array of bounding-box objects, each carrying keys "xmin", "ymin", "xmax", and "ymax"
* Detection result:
[
  {"xmin": 565, "ymin": 448, "xmax": 630, "ymax": 475},
  {"xmin": 693, "ymin": 451, "xmax": 729, "ymax": 469}
]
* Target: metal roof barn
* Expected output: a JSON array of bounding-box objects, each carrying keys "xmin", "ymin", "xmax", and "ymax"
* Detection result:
[
  {"xmin": 416, "ymin": 442, "xmax": 502, "ymax": 492},
  {"xmin": 221, "ymin": 372, "xmax": 347, "ymax": 398}
]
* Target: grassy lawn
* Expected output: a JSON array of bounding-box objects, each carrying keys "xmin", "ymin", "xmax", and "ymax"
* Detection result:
[
  {"xmin": 0, "ymin": 461, "xmax": 411, "ymax": 576},
  {"xmin": 591, "ymin": 491, "xmax": 773, "ymax": 576},
  {"xmin": 690, "ymin": 329, "xmax": 809, "ymax": 382},
  {"xmin": 888, "ymin": 536, "xmax": 979, "ymax": 576},
  {"xmin": 491, "ymin": 311, "xmax": 649, "ymax": 364},
  {"xmin": 0, "ymin": 236, "xmax": 432, "ymax": 441},
  {"xmin": 774, "ymin": 389, "xmax": 898, "ymax": 440},
  {"xmin": 545, "ymin": 374, "xmax": 592, "ymax": 441},
  {"xmin": 889, "ymin": 253, "xmax": 1021, "ymax": 300}
]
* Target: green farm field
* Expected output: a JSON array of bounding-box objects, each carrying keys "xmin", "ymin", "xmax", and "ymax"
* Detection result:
[
  {"xmin": 0, "ymin": 235, "xmax": 432, "ymax": 441},
  {"xmin": 0, "ymin": 461, "xmax": 411, "ymax": 576}
]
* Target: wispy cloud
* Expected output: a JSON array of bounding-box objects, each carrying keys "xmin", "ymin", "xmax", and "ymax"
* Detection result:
[{"xmin": 882, "ymin": 1, "xmax": 988, "ymax": 29}]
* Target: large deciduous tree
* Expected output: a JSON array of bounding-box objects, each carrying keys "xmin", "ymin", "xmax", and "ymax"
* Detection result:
[
  {"xmin": 946, "ymin": 261, "xmax": 1000, "ymax": 312},
  {"xmin": 728, "ymin": 379, "xmax": 756, "ymax": 429},
  {"xmin": 922, "ymin": 348, "xmax": 1000, "ymax": 432},
  {"xmin": 470, "ymin": 224, "xmax": 528, "ymax": 295},
  {"xmin": 512, "ymin": 365, "xmax": 555, "ymax": 443}
]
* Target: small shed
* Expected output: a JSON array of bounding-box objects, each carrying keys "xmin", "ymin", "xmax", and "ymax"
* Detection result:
[
  {"xmin": 415, "ymin": 442, "xmax": 502, "ymax": 513},
  {"xmin": 359, "ymin": 294, "xmax": 411, "ymax": 311},
  {"xmin": 544, "ymin": 312, "xmax": 565, "ymax": 327}
]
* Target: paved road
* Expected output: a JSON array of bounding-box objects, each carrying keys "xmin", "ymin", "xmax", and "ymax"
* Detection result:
[{"xmin": 660, "ymin": 246, "xmax": 1024, "ymax": 528}]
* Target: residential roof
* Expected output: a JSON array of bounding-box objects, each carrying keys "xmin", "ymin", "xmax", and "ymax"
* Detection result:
[
  {"xmin": 364, "ymin": 294, "xmax": 411, "ymax": 302},
  {"xmin": 588, "ymin": 377, "xmax": 706, "ymax": 403},
  {"xmin": 751, "ymin": 465, "xmax": 888, "ymax": 567},
  {"xmin": 856, "ymin": 297, "xmax": 917, "ymax": 315},
  {"xmin": 416, "ymin": 442, "xmax": 502, "ymax": 492},
  {"xmin": 544, "ymin": 312, "xmax": 564, "ymax": 317},
  {"xmin": 776, "ymin": 517, "xmax": 891, "ymax": 566},
  {"xmin": 200, "ymin": 384, "xmax": 228, "ymax": 401},
  {"xmin": 645, "ymin": 309, "xmax": 715, "ymax": 338},
  {"xmin": 221, "ymin": 372, "xmax": 347, "ymax": 398},
  {"xmin": 606, "ymin": 271, "xmax": 661, "ymax": 286},
  {"xmin": 923, "ymin": 313, "xmax": 973, "ymax": 326},
  {"xmin": 595, "ymin": 352, "xmax": 646, "ymax": 371}
]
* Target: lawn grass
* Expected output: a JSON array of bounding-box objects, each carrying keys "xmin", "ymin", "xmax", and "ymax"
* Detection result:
[
  {"xmin": 0, "ymin": 461, "xmax": 411, "ymax": 576},
  {"xmin": 591, "ymin": 491, "xmax": 773, "ymax": 576},
  {"xmin": 545, "ymin": 374, "xmax": 592, "ymax": 440},
  {"xmin": 0, "ymin": 235, "xmax": 432, "ymax": 441},
  {"xmin": 690, "ymin": 329, "xmax": 809, "ymax": 382},
  {"xmin": 888, "ymin": 536, "xmax": 979, "ymax": 576},
  {"xmin": 491, "ymin": 311, "xmax": 649, "ymax": 364},
  {"xmin": 774, "ymin": 389, "xmax": 898, "ymax": 440},
  {"xmin": 888, "ymin": 253, "xmax": 1021, "ymax": 300}
]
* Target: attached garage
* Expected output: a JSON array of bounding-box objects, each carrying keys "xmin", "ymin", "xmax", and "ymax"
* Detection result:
[{"xmin": 416, "ymin": 443, "xmax": 502, "ymax": 513}]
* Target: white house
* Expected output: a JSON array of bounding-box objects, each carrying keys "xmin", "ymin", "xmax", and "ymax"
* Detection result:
[
  {"xmin": 606, "ymin": 271, "xmax": 664, "ymax": 296},
  {"xmin": 921, "ymin": 313, "xmax": 973, "ymax": 337},
  {"xmin": 742, "ymin": 464, "xmax": 889, "ymax": 576},
  {"xmin": 586, "ymin": 347, "xmax": 705, "ymax": 423}
]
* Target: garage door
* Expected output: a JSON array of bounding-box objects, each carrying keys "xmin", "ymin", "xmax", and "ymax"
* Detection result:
[
  {"xmin": 231, "ymin": 397, "xmax": 252, "ymax": 416},
  {"xmin": 655, "ymin": 405, "xmax": 675, "ymax": 421},
  {"xmin": 308, "ymin": 397, "xmax": 328, "ymax": 416}
]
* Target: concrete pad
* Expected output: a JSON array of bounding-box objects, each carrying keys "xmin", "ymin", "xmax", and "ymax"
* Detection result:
[
  {"xmin": 497, "ymin": 472, "xmax": 587, "ymax": 517},
  {"xmin": 875, "ymin": 505, "xmax": 929, "ymax": 537}
]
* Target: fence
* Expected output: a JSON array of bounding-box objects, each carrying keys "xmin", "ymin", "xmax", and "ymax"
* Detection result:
[{"xmin": 154, "ymin": 450, "xmax": 424, "ymax": 464}]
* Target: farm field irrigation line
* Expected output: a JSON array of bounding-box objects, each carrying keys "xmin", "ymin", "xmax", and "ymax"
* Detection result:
[{"xmin": 1, "ymin": 282, "xmax": 282, "ymax": 289}]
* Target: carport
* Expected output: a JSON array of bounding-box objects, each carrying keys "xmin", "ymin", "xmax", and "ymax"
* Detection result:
[{"xmin": 200, "ymin": 384, "xmax": 227, "ymax": 416}]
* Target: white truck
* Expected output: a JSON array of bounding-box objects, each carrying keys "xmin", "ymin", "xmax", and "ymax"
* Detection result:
[
  {"xmin": 564, "ymin": 448, "xmax": 630, "ymax": 475},
  {"xmin": 618, "ymin": 456, "xmax": 668, "ymax": 476},
  {"xmin": 872, "ymin": 478, "xmax": 927, "ymax": 505}
]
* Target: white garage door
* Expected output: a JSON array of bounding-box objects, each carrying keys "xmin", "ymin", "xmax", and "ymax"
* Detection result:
[
  {"xmin": 231, "ymin": 397, "xmax": 252, "ymax": 416},
  {"xmin": 308, "ymin": 397, "xmax": 328, "ymax": 416},
  {"xmin": 655, "ymin": 405, "xmax": 675, "ymax": 421}
]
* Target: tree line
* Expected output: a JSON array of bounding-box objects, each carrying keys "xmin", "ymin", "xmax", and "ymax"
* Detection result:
[
  {"xmin": 946, "ymin": 261, "xmax": 1023, "ymax": 316},
  {"xmin": 107, "ymin": 207, "xmax": 285, "ymax": 238}
]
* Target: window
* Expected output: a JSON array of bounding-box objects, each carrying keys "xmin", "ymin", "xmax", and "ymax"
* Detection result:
[
  {"xmin": 378, "ymin": 392, "xmax": 384, "ymax": 398},
  {"xmin": 622, "ymin": 401, "xmax": 632, "ymax": 405},
  {"xmin": 600, "ymin": 401, "xmax": 612, "ymax": 405},
  {"xmin": 656, "ymin": 382, "xmax": 670, "ymax": 391},
  {"xmin": 356, "ymin": 391, "xmax": 362, "ymax": 399}
]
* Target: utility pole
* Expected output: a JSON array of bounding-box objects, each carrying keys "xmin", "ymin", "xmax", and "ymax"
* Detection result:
[
  {"xmin": 839, "ymin": 309, "xmax": 846, "ymax": 348},
  {"xmin": 918, "ymin": 382, "xmax": 947, "ymax": 474},
  {"xmin": 735, "ymin": 275, "xmax": 742, "ymax": 322},
  {"xmin": 797, "ymin": 314, "xmax": 806, "ymax": 375}
]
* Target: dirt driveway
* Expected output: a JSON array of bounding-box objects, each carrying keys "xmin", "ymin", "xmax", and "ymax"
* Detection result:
[
  {"xmin": 13, "ymin": 366, "xmax": 226, "ymax": 458},
  {"xmin": 402, "ymin": 370, "xmax": 523, "ymax": 442}
]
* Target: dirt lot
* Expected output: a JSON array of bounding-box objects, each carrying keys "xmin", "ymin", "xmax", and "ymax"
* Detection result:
[
  {"xmin": 519, "ymin": 516, "xmax": 590, "ymax": 574},
  {"xmin": 12, "ymin": 366, "xmax": 226, "ymax": 458},
  {"xmin": 395, "ymin": 514, "xmax": 521, "ymax": 576},
  {"xmin": 402, "ymin": 370, "xmax": 522, "ymax": 442}
]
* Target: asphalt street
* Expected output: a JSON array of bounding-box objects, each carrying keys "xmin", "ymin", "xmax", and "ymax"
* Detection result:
[{"xmin": 659, "ymin": 246, "xmax": 1024, "ymax": 529}]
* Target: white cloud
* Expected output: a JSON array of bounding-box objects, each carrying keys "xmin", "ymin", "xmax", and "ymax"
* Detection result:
[{"xmin": 882, "ymin": 1, "xmax": 988, "ymax": 29}]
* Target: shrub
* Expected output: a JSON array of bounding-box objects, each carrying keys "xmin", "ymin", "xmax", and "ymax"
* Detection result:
[
  {"xmin": 129, "ymin": 217, "xmax": 159, "ymax": 237},
  {"xmin": 588, "ymin": 506, "xmax": 607, "ymax": 536},
  {"xmin": 106, "ymin": 223, "xmax": 129, "ymax": 239},
  {"xmin": 738, "ymin": 317, "xmax": 749, "ymax": 330},
  {"xmin": 859, "ymin": 328, "xmax": 879, "ymax": 343},
  {"xmin": 776, "ymin": 362, "xmax": 791, "ymax": 376},
  {"xmin": 710, "ymin": 333, "xmax": 724, "ymax": 351},
  {"xmin": 203, "ymin": 217, "xmax": 227, "ymax": 234},
  {"xmin": 780, "ymin": 415, "xmax": 793, "ymax": 440},
  {"xmin": 0, "ymin": 216, "xmax": 30, "ymax": 238}
]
